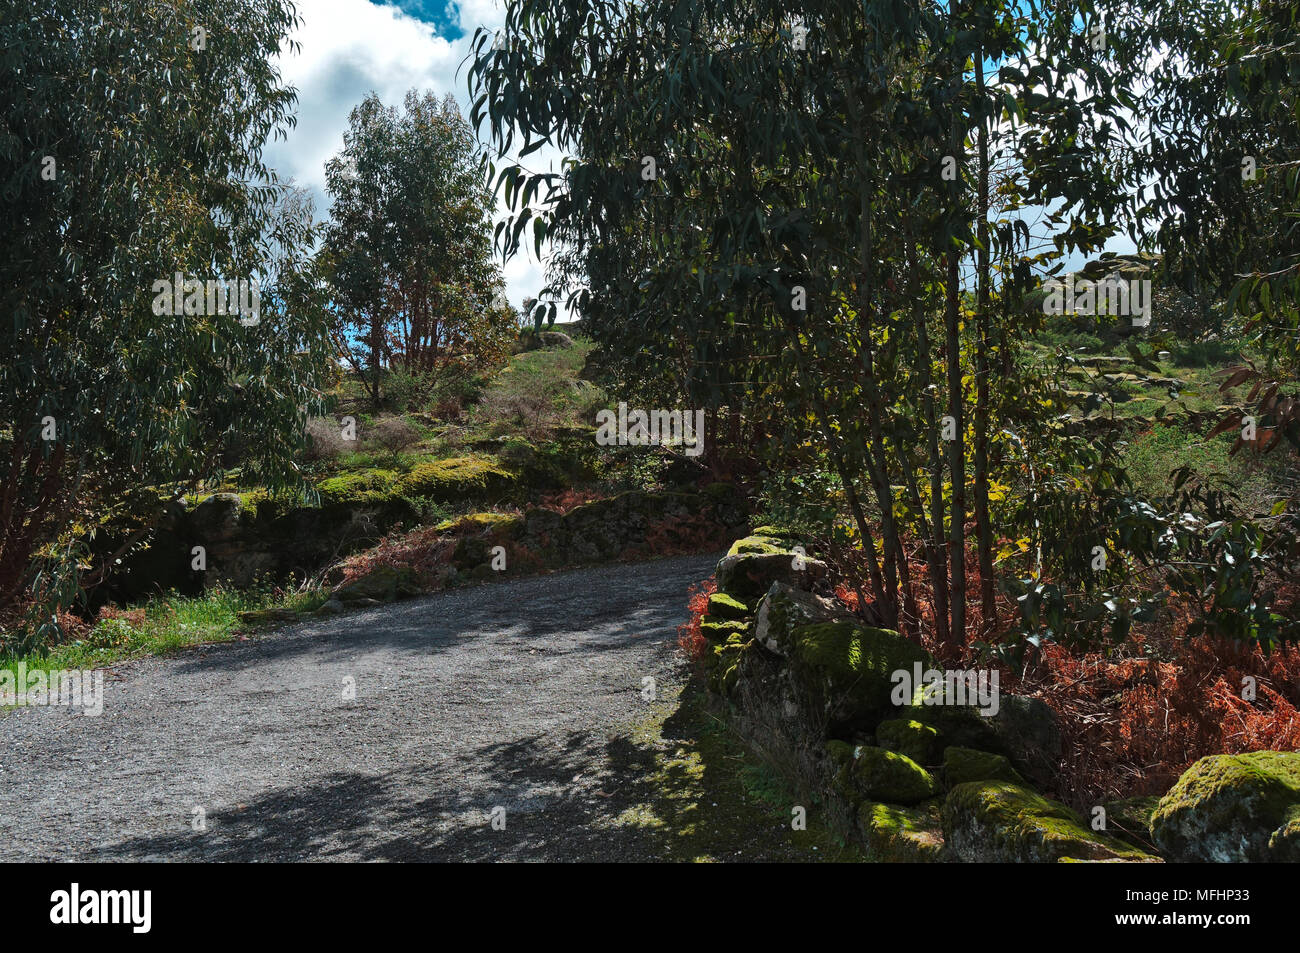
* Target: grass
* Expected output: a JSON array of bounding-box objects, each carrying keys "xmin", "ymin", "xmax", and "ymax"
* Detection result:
[
  {"xmin": 609, "ymin": 674, "xmax": 864, "ymax": 861},
  {"xmin": 462, "ymin": 337, "xmax": 603, "ymax": 442},
  {"xmin": 1122, "ymin": 421, "xmax": 1294, "ymax": 513},
  {"xmin": 1, "ymin": 584, "xmax": 325, "ymax": 688}
]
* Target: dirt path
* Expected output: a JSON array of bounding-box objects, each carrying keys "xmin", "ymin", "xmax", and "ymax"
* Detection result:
[{"xmin": 1, "ymin": 555, "xmax": 732, "ymax": 861}]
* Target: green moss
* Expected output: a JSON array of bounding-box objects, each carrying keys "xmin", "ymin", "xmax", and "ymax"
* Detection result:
[
  {"xmin": 1270, "ymin": 804, "xmax": 1300, "ymax": 857},
  {"xmin": 434, "ymin": 512, "xmax": 522, "ymax": 534},
  {"xmin": 905, "ymin": 701, "xmax": 1004, "ymax": 755},
  {"xmin": 789, "ymin": 621, "xmax": 932, "ymax": 719},
  {"xmin": 845, "ymin": 745, "xmax": 939, "ymax": 805},
  {"xmin": 726, "ymin": 534, "xmax": 788, "ymax": 557},
  {"xmin": 709, "ymin": 634, "xmax": 752, "ymax": 696},
  {"xmin": 943, "ymin": 780, "xmax": 1155, "ymax": 863},
  {"xmin": 700, "ymin": 618, "xmax": 750, "ymax": 642},
  {"xmin": 875, "ymin": 719, "xmax": 943, "ymax": 766},
  {"xmin": 860, "ymin": 800, "xmax": 946, "ymax": 862},
  {"xmin": 943, "ymin": 747, "xmax": 1023, "ymax": 786},
  {"xmin": 706, "ymin": 592, "xmax": 752, "ymax": 621},
  {"xmin": 1151, "ymin": 751, "xmax": 1300, "ymax": 862},
  {"xmin": 316, "ymin": 468, "xmax": 399, "ymax": 506},
  {"xmin": 398, "ymin": 455, "xmax": 515, "ymax": 501}
]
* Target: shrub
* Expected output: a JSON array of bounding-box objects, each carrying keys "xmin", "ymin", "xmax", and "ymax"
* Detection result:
[
  {"xmin": 382, "ymin": 366, "xmax": 439, "ymax": 412},
  {"xmin": 497, "ymin": 438, "xmax": 537, "ymax": 470},
  {"xmin": 303, "ymin": 417, "xmax": 346, "ymax": 462},
  {"xmin": 366, "ymin": 417, "xmax": 422, "ymax": 460},
  {"xmin": 677, "ymin": 577, "xmax": 716, "ymax": 664}
]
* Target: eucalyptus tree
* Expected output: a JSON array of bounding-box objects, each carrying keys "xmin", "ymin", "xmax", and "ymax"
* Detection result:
[
  {"xmin": 0, "ymin": 0, "xmax": 335, "ymax": 647},
  {"xmin": 469, "ymin": 0, "xmax": 1139, "ymax": 645},
  {"xmin": 1110, "ymin": 0, "xmax": 1300, "ymax": 451},
  {"xmin": 322, "ymin": 91, "xmax": 512, "ymax": 408}
]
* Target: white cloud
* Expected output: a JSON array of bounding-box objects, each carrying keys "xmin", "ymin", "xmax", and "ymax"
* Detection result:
[{"xmin": 264, "ymin": 0, "xmax": 562, "ymax": 312}]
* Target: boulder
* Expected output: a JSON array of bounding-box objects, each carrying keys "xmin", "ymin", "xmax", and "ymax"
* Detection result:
[
  {"xmin": 312, "ymin": 598, "xmax": 346, "ymax": 617},
  {"xmin": 875, "ymin": 718, "xmax": 943, "ymax": 766},
  {"xmin": 398, "ymin": 455, "xmax": 516, "ymax": 502},
  {"xmin": 859, "ymin": 799, "xmax": 947, "ymax": 862},
  {"xmin": 943, "ymin": 780, "xmax": 1157, "ymax": 863},
  {"xmin": 828, "ymin": 742, "xmax": 939, "ymax": 806},
  {"xmin": 538, "ymin": 330, "xmax": 575, "ymax": 349},
  {"xmin": 943, "ymin": 747, "xmax": 1023, "ymax": 787},
  {"xmin": 1150, "ymin": 751, "xmax": 1300, "ymax": 862},
  {"xmin": 332, "ymin": 565, "xmax": 422, "ymax": 604},
  {"xmin": 715, "ymin": 546, "xmax": 828, "ymax": 601},
  {"xmin": 706, "ymin": 592, "xmax": 752, "ymax": 621},
  {"xmin": 904, "ymin": 692, "xmax": 1060, "ymax": 788},
  {"xmin": 790, "ymin": 621, "xmax": 933, "ymax": 725},
  {"xmin": 752, "ymin": 582, "xmax": 849, "ymax": 656}
]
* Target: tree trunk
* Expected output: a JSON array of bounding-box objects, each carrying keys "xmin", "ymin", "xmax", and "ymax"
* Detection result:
[{"xmin": 974, "ymin": 52, "xmax": 996, "ymax": 636}]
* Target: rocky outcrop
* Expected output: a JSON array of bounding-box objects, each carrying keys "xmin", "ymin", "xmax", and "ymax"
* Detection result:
[
  {"xmin": 1150, "ymin": 752, "xmax": 1300, "ymax": 862},
  {"xmin": 943, "ymin": 780, "xmax": 1157, "ymax": 863},
  {"xmin": 752, "ymin": 582, "xmax": 846, "ymax": 656}
]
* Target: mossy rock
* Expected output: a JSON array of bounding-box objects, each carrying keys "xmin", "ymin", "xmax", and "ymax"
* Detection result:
[
  {"xmin": 943, "ymin": 781, "xmax": 1157, "ymax": 863},
  {"xmin": 316, "ymin": 469, "xmax": 400, "ymax": 506},
  {"xmin": 860, "ymin": 799, "xmax": 946, "ymax": 862},
  {"xmin": 706, "ymin": 592, "xmax": 752, "ymax": 621},
  {"xmin": 904, "ymin": 693, "xmax": 1060, "ymax": 789},
  {"xmin": 332, "ymin": 565, "xmax": 422, "ymax": 604},
  {"xmin": 726, "ymin": 534, "xmax": 788, "ymax": 557},
  {"xmin": 905, "ymin": 704, "xmax": 1006, "ymax": 761},
  {"xmin": 875, "ymin": 719, "xmax": 943, "ymax": 766},
  {"xmin": 753, "ymin": 581, "xmax": 849, "ymax": 657},
  {"xmin": 188, "ymin": 492, "xmax": 247, "ymax": 540},
  {"xmin": 1271, "ymin": 805, "xmax": 1300, "ymax": 857},
  {"xmin": 710, "ymin": 634, "xmax": 752, "ymax": 696},
  {"xmin": 790, "ymin": 622, "xmax": 932, "ymax": 724},
  {"xmin": 1151, "ymin": 751, "xmax": 1300, "ymax": 862},
  {"xmin": 398, "ymin": 455, "xmax": 515, "ymax": 502},
  {"xmin": 434, "ymin": 512, "xmax": 522, "ymax": 535},
  {"xmin": 715, "ymin": 550, "xmax": 827, "ymax": 600},
  {"xmin": 236, "ymin": 489, "xmax": 291, "ymax": 523},
  {"xmin": 700, "ymin": 617, "xmax": 750, "ymax": 643},
  {"xmin": 830, "ymin": 744, "xmax": 939, "ymax": 806},
  {"xmin": 943, "ymin": 747, "xmax": 1023, "ymax": 787}
]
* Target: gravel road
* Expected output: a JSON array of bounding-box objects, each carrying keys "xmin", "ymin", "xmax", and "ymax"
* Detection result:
[{"xmin": 0, "ymin": 554, "xmax": 718, "ymax": 862}]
